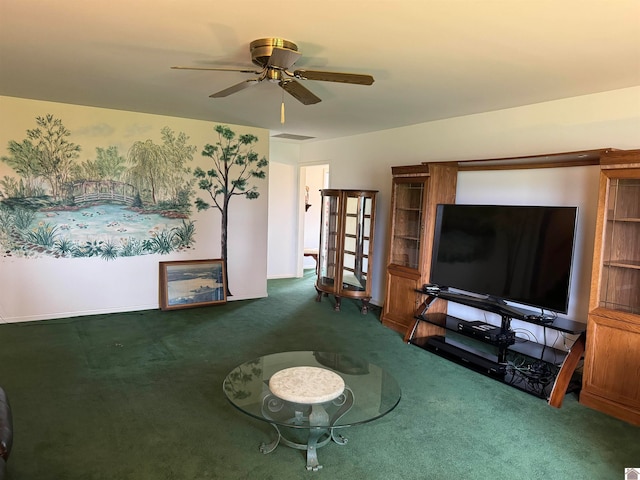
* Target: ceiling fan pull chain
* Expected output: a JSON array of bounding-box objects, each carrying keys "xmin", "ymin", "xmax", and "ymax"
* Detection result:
[{"xmin": 281, "ymin": 88, "xmax": 286, "ymax": 124}]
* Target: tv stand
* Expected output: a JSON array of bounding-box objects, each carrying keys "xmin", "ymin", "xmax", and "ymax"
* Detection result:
[{"xmin": 404, "ymin": 290, "xmax": 586, "ymax": 407}]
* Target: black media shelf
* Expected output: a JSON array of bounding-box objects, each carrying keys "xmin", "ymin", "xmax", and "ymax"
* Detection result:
[
  {"xmin": 407, "ymin": 291, "xmax": 587, "ymax": 403},
  {"xmin": 417, "ymin": 312, "xmax": 571, "ymax": 366},
  {"xmin": 509, "ymin": 338, "xmax": 567, "ymax": 366},
  {"xmin": 409, "ymin": 329, "xmax": 571, "ymax": 399},
  {"xmin": 427, "ymin": 289, "xmax": 586, "ymax": 334},
  {"xmin": 411, "ymin": 335, "xmax": 507, "ymax": 377}
]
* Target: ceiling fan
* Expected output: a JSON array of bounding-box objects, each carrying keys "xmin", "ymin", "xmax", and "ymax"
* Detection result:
[{"xmin": 171, "ymin": 37, "xmax": 375, "ymax": 105}]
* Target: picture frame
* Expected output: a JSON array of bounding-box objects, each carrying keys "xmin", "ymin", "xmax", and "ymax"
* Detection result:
[{"xmin": 159, "ymin": 259, "xmax": 227, "ymax": 311}]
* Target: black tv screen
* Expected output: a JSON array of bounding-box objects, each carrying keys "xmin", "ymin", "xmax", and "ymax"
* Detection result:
[{"xmin": 430, "ymin": 204, "xmax": 578, "ymax": 314}]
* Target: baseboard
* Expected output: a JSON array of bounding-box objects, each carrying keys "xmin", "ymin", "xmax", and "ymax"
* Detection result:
[
  {"xmin": 0, "ymin": 303, "xmax": 159, "ymax": 324},
  {"xmin": 0, "ymin": 291, "xmax": 268, "ymax": 324},
  {"xmin": 580, "ymin": 390, "xmax": 640, "ymax": 426}
]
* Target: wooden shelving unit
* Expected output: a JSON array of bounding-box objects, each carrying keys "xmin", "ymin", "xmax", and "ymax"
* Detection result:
[
  {"xmin": 381, "ymin": 163, "xmax": 458, "ymax": 333},
  {"xmin": 580, "ymin": 149, "xmax": 640, "ymax": 426}
]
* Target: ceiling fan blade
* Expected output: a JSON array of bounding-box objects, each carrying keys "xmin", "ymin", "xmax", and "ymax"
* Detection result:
[
  {"xmin": 267, "ymin": 47, "xmax": 301, "ymax": 70},
  {"xmin": 171, "ymin": 65, "xmax": 261, "ymax": 74},
  {"xmin": 279, "ymin": 80, "xmax": 321, "ymax": 105},
  {"xmin": 293, "ymin": 69, "xmax": 374, "ymax": 85},
  {"xmin": 209, "ymin": 79, "xmax": 260, "ymax": 98}
]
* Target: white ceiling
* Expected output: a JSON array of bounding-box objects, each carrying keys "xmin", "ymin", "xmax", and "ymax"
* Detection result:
[{"xmin": 1, "ymin": 0, "xmax": 639, "ymax": 142}]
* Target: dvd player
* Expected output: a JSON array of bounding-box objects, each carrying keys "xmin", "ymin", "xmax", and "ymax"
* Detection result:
[{"xmin": 456, "ymin": 319, "xmax": 516, "ymax": 346}]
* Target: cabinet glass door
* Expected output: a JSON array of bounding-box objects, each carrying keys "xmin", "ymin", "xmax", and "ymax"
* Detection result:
[
  {"xmin": 318, "ymin": 191, "xmax": 340, "ymax": 289},
  {"xmin": 341, "ymin": 194, "xmax": 374, "ymax": 292},
  {"xmin": 390, "ymin": 179, "xmax": 425, "ymax": 269},
  {"xmin": 600, "ymin": 175, "xmax": 640, "ymax": 313}
]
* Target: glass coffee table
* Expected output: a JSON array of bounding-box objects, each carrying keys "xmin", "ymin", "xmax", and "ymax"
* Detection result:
[{"xmin": 223, "ymin": 351, "xmax": 401, "ymax": 471}]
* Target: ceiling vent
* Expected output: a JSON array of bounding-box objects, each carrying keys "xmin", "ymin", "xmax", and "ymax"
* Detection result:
[{"xmin": 271, "ymin": 133, "xmax": 316, "ymax": 141}]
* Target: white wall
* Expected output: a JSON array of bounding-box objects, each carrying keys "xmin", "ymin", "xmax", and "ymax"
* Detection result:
[
  {"xmin": 267, "ymin": 141, "xmax": 300, "ymax": 279},
  {"xmin": 0, "ymin": 96, "xmax": 270, "ymax": 322},
  {"xmin": 266, "ymin": 161, "xmax": 298, "ymax": 279},
  {"xmin": 297, "ymin": 86, "xmax": 640, "ymax": 321}
]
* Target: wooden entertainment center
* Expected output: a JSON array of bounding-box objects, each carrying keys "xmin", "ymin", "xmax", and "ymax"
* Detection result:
[{"xmin": 382, "ymin": 148, "xmax": 640, "ymax": 425}]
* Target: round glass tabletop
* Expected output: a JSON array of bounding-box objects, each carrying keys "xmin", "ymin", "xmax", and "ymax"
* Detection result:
[{"xmin": 223, "ymin": 351, "xmax": 402, "ymax": 429}]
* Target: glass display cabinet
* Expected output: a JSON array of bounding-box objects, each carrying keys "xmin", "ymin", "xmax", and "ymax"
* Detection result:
[
  {"xmin": 581, "ymin": 149, "xmax": 640, "ymax": 426},
  {"xmin": 597, "ymin": 175, "xmax": 640, "ymax": 313},
  {"xmin": 389, "ymin": 179, "xmax": 425, "ymax": 269},
  {"xmin": 315, "ymin": 189, "xmax": 377, "ymax": 314}
]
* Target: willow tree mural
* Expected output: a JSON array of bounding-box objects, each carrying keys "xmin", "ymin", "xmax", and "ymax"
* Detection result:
[
  {"xmin": 194, "ymin": 125, "xmax": 268, "ymax": 295},
  {"xmin": 0, "ymin": 115, "xmax": 198, "ymax": 259},
  {"xmin": 127, "ymin": 127, "xmax": 197, "ymax": 210}
]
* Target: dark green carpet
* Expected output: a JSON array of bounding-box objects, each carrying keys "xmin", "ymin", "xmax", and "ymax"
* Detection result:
[{"xmin": 0, "ymin": 271, "xmax": 637, "ymax": 479}]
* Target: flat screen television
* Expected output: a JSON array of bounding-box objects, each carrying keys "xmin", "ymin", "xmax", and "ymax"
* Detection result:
[{"xmin": 430, "ymin": 204, "xmax": 578, "ymax": 314}]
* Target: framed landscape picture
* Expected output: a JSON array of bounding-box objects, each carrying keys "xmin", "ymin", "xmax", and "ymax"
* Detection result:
[{"xmin": 159, "ymin": 259, "xmax": 227, "ymax": 310}]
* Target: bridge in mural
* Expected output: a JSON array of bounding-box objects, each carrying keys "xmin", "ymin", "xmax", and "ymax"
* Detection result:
[{"xmin": 71, "ymin": 180, "xmax": 137, "ymax": 205}]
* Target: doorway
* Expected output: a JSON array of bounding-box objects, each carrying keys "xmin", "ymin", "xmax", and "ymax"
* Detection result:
[{"xmin": 300, "ymin": 164, "xmax": 329, "ymax": 273}]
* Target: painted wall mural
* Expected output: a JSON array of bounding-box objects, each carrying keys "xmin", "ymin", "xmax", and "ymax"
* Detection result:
[
  {"xmin": 0, "ymin": 96, "xmax": 269, "ymax": 322},
  {"xmin": 1, "ymin": 114, "xmax": 198, "ymax": 258},
  {"xmin": 0, "ymin": 116, "xmax": 267, "ymax": 286},
  {"xmin": 193, "ymin": 124, "xmax": 268, "ymax": 295}
]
